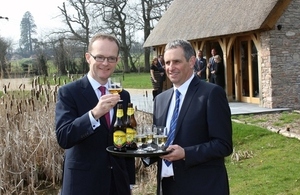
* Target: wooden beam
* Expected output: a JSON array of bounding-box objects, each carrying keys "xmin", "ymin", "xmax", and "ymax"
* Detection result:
[
  {"xmin": 227, "ymin": 36, "xmax": 236, "ymax": 57},
  {"xmin": 250, "ymin": 33, "xmax": 261, "ymax": 51},
  {"xmin": 260, "ymin": 0, "xmax": 292, "ymax": 29}
]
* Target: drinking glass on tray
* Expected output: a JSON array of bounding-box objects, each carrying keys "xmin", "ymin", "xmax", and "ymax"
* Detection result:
[
  {"xmin": 154, "ymin": 126, "xmax": 167, "ymax": 152},
  {"xmin": 135, "ymin": 125, "xmax": 147, "ymax": 153},
  {"xmin": 144, "ymin": 124, "xmax": 156, "ymax": 151}
]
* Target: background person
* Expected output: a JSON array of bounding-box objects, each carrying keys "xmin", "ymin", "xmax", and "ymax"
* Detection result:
[
  {"xmin": 150, "ymin": 57, "xmax": 164, "ymax": 100},
  {"xmin": 193, "ymin": 49, "xmax": 207, "ymax": 80},
  {"xmin": 158, "ymin": 54, "xmax": 166, "ymax": 93},
  {"xmin": 212, "ymin": 54, "xmax": 226, "ymax": 89},
  {"xmin": 55, "ymin": 33, "xmax": 135, "ymax": 195},
  {"xmin": 207, "ymin": 48, "xmax": 217, "ymax": 83},
  {"xmin": 151, "ymin": 39, "xmax": 232, "ymax": 195}
]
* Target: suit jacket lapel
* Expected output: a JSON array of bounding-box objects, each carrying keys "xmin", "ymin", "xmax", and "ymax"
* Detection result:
[
  {"xmin": 80, "ymin": 75, "xmax": 111, "ymax": 129},
  {"xmin": 156, "ymin": 89, "xmax": 173, "ymax": 126},
  {"xmin": 81, "ymin": 76, "xmax": 98, "ymax": 108},
  {"xmin": 174, "ymin": 77, "xmax": 200, "ymax": 138}
]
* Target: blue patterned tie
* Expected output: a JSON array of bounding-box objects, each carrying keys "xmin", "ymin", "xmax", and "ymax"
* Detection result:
[{"xmin": 164, "ymin": 89, "xmax": 181, "ymax": 166}]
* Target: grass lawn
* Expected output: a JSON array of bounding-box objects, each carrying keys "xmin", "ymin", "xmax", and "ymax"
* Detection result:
[
  {"xmin": 227, "ymin": 122, "xmax": 300, "ymax": 195},
  {"xmin": 114, "ymin": 72, "xmax": 152, "ymax": 89},
  {"xmin": 42, "ymin": 72, "xmax": 153, "ymax": 89}
]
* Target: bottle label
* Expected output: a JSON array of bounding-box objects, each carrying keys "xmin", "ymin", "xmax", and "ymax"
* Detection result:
[
  {"xmin": 127, "ymin": 107, "xmax": 134, "ymax": 116},
  {"xmin": 113, "ymin": 130, "xmax": 126, "ymax": 148},
  {"xmin": 116, "ymin": 109, "xmax": 124, "ymax": 118},
  {"xmin": 126, "ymin": 127, "xmax": 137, "ymax": 144}
]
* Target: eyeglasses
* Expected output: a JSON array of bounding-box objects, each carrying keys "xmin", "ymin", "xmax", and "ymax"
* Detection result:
[{"xmin": 89, "ymin": 53, "xmax": 118, "ymax": 63}]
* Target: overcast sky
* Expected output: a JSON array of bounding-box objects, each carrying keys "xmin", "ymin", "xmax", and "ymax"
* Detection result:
[{"xmin": 0, "ymin": 0, "xmax": 65, "ymax": 45}]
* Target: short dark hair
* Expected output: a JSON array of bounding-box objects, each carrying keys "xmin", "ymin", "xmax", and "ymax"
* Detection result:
[{"xmin": 88, "ymin": 33, "xmax": 120, "ymax": 54}]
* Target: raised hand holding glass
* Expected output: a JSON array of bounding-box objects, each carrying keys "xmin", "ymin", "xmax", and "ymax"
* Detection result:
[{"xmin": 108, "ymin": 77, "xmax": 123, "ymax": 102}]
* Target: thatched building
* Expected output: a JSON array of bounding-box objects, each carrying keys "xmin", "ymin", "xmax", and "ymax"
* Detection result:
[{"xmin": 144, "ymin": 0, "xmax": 300, "ymax": 109}]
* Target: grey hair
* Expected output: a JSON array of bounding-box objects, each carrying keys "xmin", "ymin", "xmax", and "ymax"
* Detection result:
[
  {"xmin": 164, "ymin": 39, "xmax": 196, "ymax": 61},
  {"xmin": 214, "ymin": 55, "xmax": 222, "ymax": 62}
]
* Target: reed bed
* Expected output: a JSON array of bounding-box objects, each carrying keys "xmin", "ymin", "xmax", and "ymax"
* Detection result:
[
  {"xmin": 0, "ymin": 77, "xmax": 63, "ymax": 195},
  {"xmin": 0, "ymin": 77, "xmax": 157, "ymax": 195},
  {"xmin": 133, "ymin": 110, "xmax": 157, "ymax": 195}
]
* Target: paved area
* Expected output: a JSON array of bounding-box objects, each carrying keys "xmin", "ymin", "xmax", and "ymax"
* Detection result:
[{"xmin": 128, "ymin": 89, "xmax": 292, "ymax": 115}]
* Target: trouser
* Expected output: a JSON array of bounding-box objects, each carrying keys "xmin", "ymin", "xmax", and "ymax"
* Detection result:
[{"xmin": 152, "ymin": 90, "xmax": 158, "ymax": 101}]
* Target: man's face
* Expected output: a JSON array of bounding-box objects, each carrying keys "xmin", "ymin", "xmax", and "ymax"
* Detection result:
[
  {"xmin": 85, "ymin": 39, "xmax": 119, "ymax": 84},
  {"xmin": 211, "ymin": 49, "xmax": 217, "ymax": 56},
  {"xmin": 197, "ymin": 51, "xmax": 203, "ymax": 58},
  {"xmin": 164, "ymin": 47, "xmax": 195, "ymax": 88},
  {"xmin": 158, "ymin": 55, "xmax": 163, "ymax": 61}
]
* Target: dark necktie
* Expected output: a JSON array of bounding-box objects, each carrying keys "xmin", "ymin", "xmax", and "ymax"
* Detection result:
[
  {"xmin": 164, "ymin": 89, "xmax": 181, "ymax": 166},
  {"xmin": 99, "ymin": 86, "xmax": 110, "ymax": 126}
]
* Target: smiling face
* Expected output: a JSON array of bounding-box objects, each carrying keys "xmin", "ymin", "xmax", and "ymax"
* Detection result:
[
  {"xmin": 85, "ymin": 38, "xmax": 119, "ymax": 85},
  {"xmin": 164, "ymin": 46, "xmax": 195, "ymax": 88}
]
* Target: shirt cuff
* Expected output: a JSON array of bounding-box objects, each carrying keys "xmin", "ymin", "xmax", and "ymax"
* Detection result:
[{"xmin": 89, "ymin": 110, "xmax": 100, "ymax": 130}]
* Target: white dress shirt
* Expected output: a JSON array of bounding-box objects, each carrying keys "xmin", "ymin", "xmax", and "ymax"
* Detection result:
[
  {"xmin": 161, "ymin": 74, "xmax": 194, "ymax": 178},
  {"xmin": 87, "ymin": 74, "xmax": 113, "ymax": 130}
]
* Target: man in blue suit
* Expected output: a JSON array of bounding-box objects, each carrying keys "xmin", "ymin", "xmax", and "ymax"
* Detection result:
[
  {"xmin": 207, "ymin": 48, "xmax": 218, "ymax": 83},
  {"xmin": 153, "ymin": 40, "xmax": 232, "ymax": 195},
  {"xmin": 193, "ymin": 49, "xmax": 207, "ymax": 80},
  {"xmin": 55, "ymin": 33, "xmax": 135, "ymax": 195}
]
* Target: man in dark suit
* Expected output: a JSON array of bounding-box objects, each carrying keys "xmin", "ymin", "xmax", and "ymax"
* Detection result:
[
  {"xmin": 194, "ymin": 49, "xmax": 207, "ymax": 80},
  {"xmin": 55, "ymin": 33, "xmax": 135, "ymax": 195},
  {"xmin": 153, "ymin": 39, "xmax": 232, "ymax": 195},
  {"xmin": 207, "ymin": 48, "xmax": 218, "ymax": 83}
]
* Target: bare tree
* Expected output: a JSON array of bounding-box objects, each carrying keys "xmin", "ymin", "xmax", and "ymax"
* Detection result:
[
  {"xmin": 58, "ymin": 0, "xmax": 91, "ymax": 46},
  {"xmin": 33, "ymin": 40, "xmax": 49, "ymax": 76},
  {"xmin": 0, "ymin": 36, "xmax": 10, "ymax": 78},
  {"xmin": 92, "ymin": 0, "xmax": 136, "ymax": 73},
  {"xmin": 56, "ymin": 0, "xmax": 173, "ymax": 74},
  {"xmin": 57, "ymin": 0, "xmax": 94, "ymax": 74},
  {"xmin": 139, "ymin": 0, "xmax": 173, "ymax": 71}
]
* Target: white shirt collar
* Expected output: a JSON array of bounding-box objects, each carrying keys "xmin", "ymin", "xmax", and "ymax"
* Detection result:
[
  {"xmin": 173, "ymin": 74, "xmax": 194, "ymax": 97},
  {"xmin": 87, "ymin": 74, "xmax": 109, "ymax": 89}
]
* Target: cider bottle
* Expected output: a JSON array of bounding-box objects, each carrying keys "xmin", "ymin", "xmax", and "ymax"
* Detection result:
[
  {"xmin": 126, "ymin": 103, "xmax": 137, "ymax": 150},
  {"xmin": 113, "ymin": 103, "xmax": 127, "ymax": 152}
]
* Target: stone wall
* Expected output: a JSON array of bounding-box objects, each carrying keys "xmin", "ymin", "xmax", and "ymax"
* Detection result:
[{"xmin": 260, "ymin": 0, "xmax": 300, "ymax": 109}]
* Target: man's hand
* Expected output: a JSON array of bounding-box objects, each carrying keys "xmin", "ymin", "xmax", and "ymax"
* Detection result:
[
  {"xmin": 91, "ymin": 94, "xmax": 120, "ymax": 120},
  {"xmin": 160, "ymin": 144, "xmax": 185, "ymax": 162}
]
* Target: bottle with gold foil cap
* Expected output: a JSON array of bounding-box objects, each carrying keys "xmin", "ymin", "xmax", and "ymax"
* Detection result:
[
  {"xmin": 126, "ymin": 103, "xmax": 137, "ymax": 150},
  {"xmin": 113, "ymin": 103, "xmax": 127, "ymax": 152}
]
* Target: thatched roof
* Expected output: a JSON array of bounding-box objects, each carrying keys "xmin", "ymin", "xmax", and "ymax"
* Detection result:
[{"xmin": 144, "ymin": 0, "xmax": 289, "ymax": 47}]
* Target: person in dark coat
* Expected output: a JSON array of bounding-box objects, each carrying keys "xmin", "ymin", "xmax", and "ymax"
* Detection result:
[
  {"xmin": 150, "ymin": 57, "xmax": 164, "ymax": 100},
  {"xmin": 212, "ymin": 55, "xmax": 226, "ymax": 89},
  {"xmin": 147, "ymin": 39, "xmax": 232, "ymax": 195},
  {"xmin": 158, "ymin": 54, "xmax": 166, "ymax": 92},
  {"xmin": 193, "ymin": 49, "xmax": 207, "ymax": 80},
  {"xmin": 207, "ymin": 48, "xmax": 217, "ymax": 83},
  {"xmin": 55, "ymin": 33, "xmax": 135, "ymax": 195}
]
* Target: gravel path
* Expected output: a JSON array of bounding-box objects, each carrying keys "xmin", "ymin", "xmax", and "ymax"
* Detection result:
[
  {"xmin": 0, "ymin": 77, "xmax": 153, "ymax": 112},
  {"xmin": 0, "ymin": 78, "xmax": 31, "ymax": 91}
]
